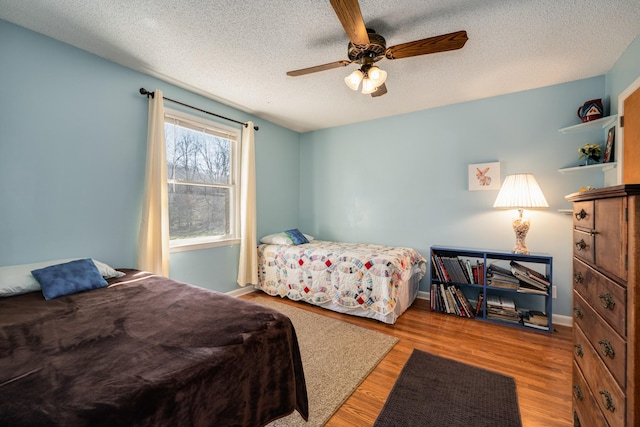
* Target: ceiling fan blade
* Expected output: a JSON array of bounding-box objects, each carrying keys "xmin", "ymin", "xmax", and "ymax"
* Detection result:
[
  {"xmin": 330, "ymin": 0, "xmax": 370, "ymax": 45},
  {"xmin": 286, "ymin": 60, "xmax": 351, "ymax": 76},
  {"xmin": 385, "ymin": 30, "xmax": 468, "ymax": 60},
  {"xmin": 371, "ymin": 83, "xmax": 387, "ymax": 97}
]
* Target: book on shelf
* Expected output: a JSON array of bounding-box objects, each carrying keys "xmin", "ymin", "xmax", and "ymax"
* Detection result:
[
  {"xmin": 486, "ymin": 262, "xmax": 516, "ymax": 279},
  {"xmin": 430, "ymin": 284, "xmax": 436, "ymax": 311},
  {"xmin": 486, "ymin": 262, "xmax": 520, "ymax": 289},
  {"xmin": 475, "ymin": 292, "xmax": 484, "ymax": 316},
  {"xmin": 439, "ymin": 283, "xmax": 452, "ymax": 313},
  {"xmin": 486, "ymin": 294, "xmax": 516, "ymax": 309},
  {"xmin": 463, "ymin": 259, "xmax": 474, "ymax": 284},
  {"xmin": 431, "ymin": 253, "xmax": 450, "ymax": 282},
  {"xmin": 486, "ymin": 278, "xmax": 519, "ymax": 290},
  {"xmin": 430, "ymin": 283, "xmax": 475, "ymax": 318},
  {"xmin": 510, "ymin": 260, "xmax": 550, "ymax": 289},
  {"xmin": 431, "ymin": 251, "xmax": 475, "ymax": 284},
  {"xmin": 431, "ymin": 255, "xmax": 443, "ymax": 282},
  {"xmin": 447, "ymin": 286, "xmax": 464, "ymax": 316},
  {"xmin": 517, "ymin": 281, "xmax": 548, "ymax": 295},
  {"xmin": 445, "ymin": 285, "xmax": 459, "ymax": 315},
  {"xmin": 524, "ymin": 310, "xmax": 548, "ymax": 326},
  {"xmin": 445, "ymin": 256, "xmax": 470, "ymax": 284},
  {"xmin": 472, "ymin": 261, "xmax": 485, "ymax": 285},
  {"xmin": 453, "ymin": 286, "xmax": 475, "ymax": 318},
  {"xmin": 486, "ymin": 294, "xmax": 521, "ymax": 323}
]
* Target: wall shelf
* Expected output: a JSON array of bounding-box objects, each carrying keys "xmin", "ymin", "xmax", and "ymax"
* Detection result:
[
  {"xmin": 558, "ymin": 115, "xmax": 617, "ymax": 134},
  {"xmin": 558, "ymin": 162, "xmax": 617, "ymax": 174}
]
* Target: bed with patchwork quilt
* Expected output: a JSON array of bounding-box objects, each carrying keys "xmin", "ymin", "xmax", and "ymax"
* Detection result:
[{"xmin": 256, "ymin": 240, "xmax": 427, "ymax": 324}]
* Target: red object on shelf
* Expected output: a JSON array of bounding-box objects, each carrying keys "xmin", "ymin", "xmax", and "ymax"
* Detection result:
[{"xmin": 577, "ymin": 98, "xmax": 604, "ymax": 122}]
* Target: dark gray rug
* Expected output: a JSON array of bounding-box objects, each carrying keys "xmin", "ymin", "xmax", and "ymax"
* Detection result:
[{"xmin": 374, "ymin": 349, "xmax": 522, "ymax": 427}]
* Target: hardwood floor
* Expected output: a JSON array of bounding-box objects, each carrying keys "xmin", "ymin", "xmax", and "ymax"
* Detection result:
[{"xmin": 242, "ymin": 293, "xmax": 573, "ymax": 427}]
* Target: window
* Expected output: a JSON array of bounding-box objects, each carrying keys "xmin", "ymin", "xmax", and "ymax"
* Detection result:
[{"xmin": 164, "ymin": 109, "xmax": 240, "ymax": 250}]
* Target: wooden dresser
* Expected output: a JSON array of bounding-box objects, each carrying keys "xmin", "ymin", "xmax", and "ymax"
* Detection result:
[{"xmin": 567, "ymin": 185, "xmax": 640, "ymax": 427}]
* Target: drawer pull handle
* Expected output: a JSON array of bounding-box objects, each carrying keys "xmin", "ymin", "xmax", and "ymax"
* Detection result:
[
  {"xmin": 598, "ymin": 340, "xmax": 615, "ymax": 358},
  {"xmin": 573, "ymin": 385, "xmax": 583, "ymax": 400},
  {"xmin": 575, "ymin": 209, "xmax": 587, "ymax": 220},
  {"xmin": 599, "ymin": 293, "xmax": 616, "ymax": 310},
  {"xmin": 573, "ymin": 307, "xmax": 583, "ymax": 319},
  {"xmin": 573, "ymin": 343, "xmax": 583, "ymax": 357},
  {"xmin": 599, "ymin": 390, "xmax": 616, "ymax": 412},
  {"xmin": 573, "ymin": 272, "xmax": 583, "ymax": 283},
  {"xmin": 575, "ymin": 239, "xmax": 588, "ymax": 251}
]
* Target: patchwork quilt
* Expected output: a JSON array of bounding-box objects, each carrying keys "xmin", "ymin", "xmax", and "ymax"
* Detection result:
[{"xmin": 257, "ymin": 240, "xmax": 426, "ymax": 315}]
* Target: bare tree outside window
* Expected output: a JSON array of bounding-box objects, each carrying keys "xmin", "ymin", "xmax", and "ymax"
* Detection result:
[{"xmin": 164, "ymin": 113, "xmax": 238, "ymax": 245}]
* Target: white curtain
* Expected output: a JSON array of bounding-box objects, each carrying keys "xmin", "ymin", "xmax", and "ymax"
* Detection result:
[
  {"xmin": 237, "ymin": 122, "xmax": 257, "ymax": 286},
  {"xmin": 137, "ymin": 89, "xmax": 170, "ymax": 276}
]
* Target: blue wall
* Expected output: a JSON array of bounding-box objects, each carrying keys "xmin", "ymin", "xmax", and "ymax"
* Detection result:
[
  {"xmin": 0, "ymin": 19, "xmax": 300, "ymax": 293},
  {"xmin": 606, "ymin": 33, "xmax": 640, "ymax": 116},
  {"xmin": 299, "ymin": 78, "xmax": 608, "ymax": 318},
  {"xmin": 2, "ymin": 18, "xmax": 639, "ymax": 316},
  {"xmin": 298, "ymin": 32, "xmax": 640, "ymax": 319}
]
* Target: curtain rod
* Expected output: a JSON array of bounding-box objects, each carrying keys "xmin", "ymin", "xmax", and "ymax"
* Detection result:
[{"xmin": 139, "ymin": 88, "xmax": 259, "ymax": 131}]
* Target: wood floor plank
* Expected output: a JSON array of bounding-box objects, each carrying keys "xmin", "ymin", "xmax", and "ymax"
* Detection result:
[{"xmin": 242, "ymin": 293, "xmax": 572, "ymax": 426}]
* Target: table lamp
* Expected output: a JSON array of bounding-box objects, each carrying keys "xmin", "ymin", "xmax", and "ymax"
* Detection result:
[{"xmin": 493, "ymin": 174, "xmax": 549, "ymax": 254}]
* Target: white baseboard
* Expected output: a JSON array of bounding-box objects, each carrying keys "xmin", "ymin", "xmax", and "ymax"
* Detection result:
[
  {"xmin": 416, "ymin": 291, "xmax": 573, "ymax": 328},
  {"xmin": 227, "ymin": 286, "xmax": 257, "ymax": 297}
]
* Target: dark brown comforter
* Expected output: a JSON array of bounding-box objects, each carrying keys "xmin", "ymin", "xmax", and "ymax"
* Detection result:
[{"xmin": 0, "ymin": 270, "xmax": 308, "ymax": 426}]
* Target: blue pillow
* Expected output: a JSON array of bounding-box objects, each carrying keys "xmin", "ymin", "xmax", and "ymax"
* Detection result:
[
  {"xmin": 284, "ymin": 229, "xmax": 309, "ymax": 245},
  {"xmin": 31, "ymin": 258, "xmax": 108, "ymax": 300}
]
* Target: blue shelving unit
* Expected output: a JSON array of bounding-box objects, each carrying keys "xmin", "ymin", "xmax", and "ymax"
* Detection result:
[{"xmin": 430, "ymin": 245, "xmax": 553, "ymax": 333}]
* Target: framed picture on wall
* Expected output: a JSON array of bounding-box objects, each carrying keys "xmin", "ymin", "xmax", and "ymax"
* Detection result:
[
  {"xmin": 604, "ymin": 126, "xmax": 616, "ymax": 163},
  {"xmin": 468, "ymin": 162, "xmax": 501, "ymax": 191}
]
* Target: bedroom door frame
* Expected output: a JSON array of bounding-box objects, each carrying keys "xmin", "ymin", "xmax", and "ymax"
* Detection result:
[{"xmin": 617, "ymin": 75, "xmax": 640, "ymax": 184}]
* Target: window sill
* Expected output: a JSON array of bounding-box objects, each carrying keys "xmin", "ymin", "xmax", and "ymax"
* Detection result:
[{"xmin": 170, "ymin": 238, "xmax": 240, "ymax": 253}]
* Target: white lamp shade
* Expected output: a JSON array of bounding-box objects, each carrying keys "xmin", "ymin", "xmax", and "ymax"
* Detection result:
[
  {"xmin": 344, "ymin": 69, "xmax": 364, "ymax": 90},
  {"xmin": 368, "ymin": 66, "xmax": 387, "ymax": 87},
  {"xmin": 361, "ymin": 77, "xmax": 378, "ymax": 94},
  {"xmin": 493, "ymin": 174, "xmax": 549, "ymax": 209}
]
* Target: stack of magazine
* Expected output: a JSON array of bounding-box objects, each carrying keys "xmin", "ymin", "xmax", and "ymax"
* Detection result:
[
  {"xmin": 523, "ymin": 310, "xmax": 549, "ymax": 330},
  {"xmin": 510, "ymin": 261, "xmax": 550, "ymax": 295},
  {"xmin": 486, "ymin": 294, "xmax": 521, "ymax": 324},
  {"xmin": 486, "ymin": 263, "xmax": 520, "ymax": 290}
]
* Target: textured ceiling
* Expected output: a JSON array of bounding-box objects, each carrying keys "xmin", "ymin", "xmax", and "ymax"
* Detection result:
[{"xmin": 1, "ymin": 0, "xmax": 639, "ymax": 132}]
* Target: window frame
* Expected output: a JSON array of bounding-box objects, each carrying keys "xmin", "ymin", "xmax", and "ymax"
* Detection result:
[{"xmin": 164, "ymin": 107, "xmax": 241, "ymax": 252}]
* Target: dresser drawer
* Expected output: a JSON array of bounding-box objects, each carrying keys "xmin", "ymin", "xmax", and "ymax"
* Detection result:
[
  {"xmin": 573, "ymin": 258, "xmax": 627, "ymax": 337},
  {"xmin": 573, "ymin": 201, "xmax": 594, "ymax": 229},
  {"xmin": 594, "ymin": 197, "xmax": 627, "ymax": 281},
  {"xmin": 573, "ymin": 230, "xmax": 595, "ymax": 264},
  {"xmin": 573, "ymin": 291, "xmax": 626, "ymax": 388},
  {"xmin": 573, "ymin": 361, "xmax": 608, "ymax": 427},
  {"xmin": 574, "ymin": 326, "xmax": 625, "ymax": 427}
]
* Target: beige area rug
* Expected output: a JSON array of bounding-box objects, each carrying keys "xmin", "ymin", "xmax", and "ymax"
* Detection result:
[{"xmin": 254, "ymin": 297, "xmax": 399, "ymax": 427}]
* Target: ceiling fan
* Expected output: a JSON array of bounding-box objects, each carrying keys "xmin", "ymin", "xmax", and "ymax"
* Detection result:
[{"xmin": 286, "ymin": 0, "xmax": 468, "ymax": 97}]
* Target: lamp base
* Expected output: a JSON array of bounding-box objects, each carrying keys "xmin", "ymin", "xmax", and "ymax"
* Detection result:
[{"xmin": 512, "ymin": 210, "xmax": 531, "ymax": 255}]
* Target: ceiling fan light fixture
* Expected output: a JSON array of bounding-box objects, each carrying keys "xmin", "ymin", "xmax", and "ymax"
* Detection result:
[
  {"xmin": 344, "ymin": 69, "xmax": 364, "ymax": 90},
  {"xmin": 367, "ymin": 66, "xmax": 387, "ymax": 87},
  {"xmin": 361, "ymin": 77, "xmax": 378, "ymax": 94}
]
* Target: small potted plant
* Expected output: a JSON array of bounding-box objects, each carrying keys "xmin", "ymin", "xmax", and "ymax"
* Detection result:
[{"xmin": 578, "ymin": 143, "xmax": 602, "ymax": 165}]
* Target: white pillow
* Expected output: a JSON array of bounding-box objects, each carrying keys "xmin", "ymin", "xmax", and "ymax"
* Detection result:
[
  {"xmin": 260, "ymin": 232, "xmax": 314, "ymax": 245},
  {"xmin": 0, "ymin": 258, "xmax": 125, "ymax": 297}
]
